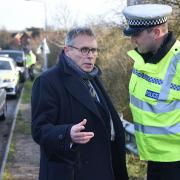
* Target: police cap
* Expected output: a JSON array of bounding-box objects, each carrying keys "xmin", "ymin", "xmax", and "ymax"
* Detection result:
[{"xmin": 122, "ymin": 4, "xmax": 172, "ymax": 36}]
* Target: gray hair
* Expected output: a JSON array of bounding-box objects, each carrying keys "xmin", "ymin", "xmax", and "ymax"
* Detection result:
[{"xmin": 65, "ymin": 27, "xmax": 96, "ymax": 46}]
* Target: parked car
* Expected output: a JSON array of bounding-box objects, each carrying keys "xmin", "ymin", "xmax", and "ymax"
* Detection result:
[
  {"xmin": 0, "ymin": 56, "xmax": 20, "ymax": 97},
  {"xmin": 0, "ymin": 86, "xmax": 6, "ymax": 121},
  {"xmin": 0, "ymin": 50, "xmax": 28, "ymax": 82}
]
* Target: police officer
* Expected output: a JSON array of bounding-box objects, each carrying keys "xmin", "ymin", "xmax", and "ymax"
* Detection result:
[
  {"xmin": 24, "ymin": 47, "xmax": 36, "ymax": 81},
  {"xmin": 123, "ymin": 4, "xmax": 180, "ymax": 180}
]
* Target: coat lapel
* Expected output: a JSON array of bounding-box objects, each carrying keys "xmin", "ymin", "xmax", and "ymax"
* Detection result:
[{"xmin": 63, "ymin": 75, "xmax": 102, "ymax": 120}]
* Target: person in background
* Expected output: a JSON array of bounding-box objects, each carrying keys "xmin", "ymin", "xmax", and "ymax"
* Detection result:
[
  {"xmin": 24, "ymin": 47, "xmax": 36, "ymax": 80},
  {"xmin": 31, "ymin": 27, "xmax": 129, "ymax": 180},
  {"xmin": 123, "ymin": 4, "xmax": 180, "ymax": 180}
]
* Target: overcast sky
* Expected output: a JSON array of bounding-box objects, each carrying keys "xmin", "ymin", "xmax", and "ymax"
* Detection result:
[{"xmin": 0, "ymin": 0, "xmax": 126, "ymax": 31}]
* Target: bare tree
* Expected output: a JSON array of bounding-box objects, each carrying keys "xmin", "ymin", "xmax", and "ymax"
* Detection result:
[
  {"xmin": 50, "ymin": 2, "xmax": 78, "ymax": 30},
  {"xmin": 84, "ymin": 0, "xmax": 126, "ymax": 28}
]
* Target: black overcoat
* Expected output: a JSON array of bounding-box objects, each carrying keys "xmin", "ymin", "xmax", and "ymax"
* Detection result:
[{"xmin": 31, "ymin": 52, "xmax": 129, "ymax": 180}]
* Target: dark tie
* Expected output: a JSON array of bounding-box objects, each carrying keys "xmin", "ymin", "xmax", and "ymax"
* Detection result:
[{"xmin": 86, "ymin": 81, "xmax": 99, "ymax": 102}]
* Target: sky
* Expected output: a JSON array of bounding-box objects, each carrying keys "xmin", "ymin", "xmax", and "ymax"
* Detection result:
[{"xmin": 0, "ymin": 0, "xmax": 126, "ymax": 31}]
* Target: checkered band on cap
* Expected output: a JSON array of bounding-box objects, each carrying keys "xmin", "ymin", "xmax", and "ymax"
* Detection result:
[{"xmin": 127, "ymin": 17, "xmax": 167, "ymax": 27}]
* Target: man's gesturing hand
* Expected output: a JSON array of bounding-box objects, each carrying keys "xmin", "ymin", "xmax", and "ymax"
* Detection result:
[{"xmin": 70, "ymin": 119, "xmax": 94, "ymax": 144}]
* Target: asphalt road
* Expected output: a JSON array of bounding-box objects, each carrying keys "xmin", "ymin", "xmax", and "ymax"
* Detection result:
[{"xmin": 0, "ymin": 84, "xmax": 23, "ymax": 168}]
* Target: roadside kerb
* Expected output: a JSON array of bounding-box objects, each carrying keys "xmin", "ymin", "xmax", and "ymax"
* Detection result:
[{"xmin": 0, "ymin": 88, "xmax": 24, "ymax": 180}]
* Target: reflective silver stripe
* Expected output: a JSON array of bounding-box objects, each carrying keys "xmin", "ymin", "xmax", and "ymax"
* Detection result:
[
  {"xmin": 130, "ymin": 94, "xmax": 180, "ymax": 113},
  {"xmin": 134, "ymin": 122, "xmax": 180, "ymax": 135},
  {"xmin": 130, "ymin": 52, "xmax": 180, "ymax": 113},
  {"xmin": 133, "ymin": 69, "xmax": 180, "ymax": 91},
  {"xmin": 132, "ymin": 69, "xmax": 163, "ymax": 85},
  {"xmin": 158, "ymin": 52, "xmax": 180, "ymax": 101}
]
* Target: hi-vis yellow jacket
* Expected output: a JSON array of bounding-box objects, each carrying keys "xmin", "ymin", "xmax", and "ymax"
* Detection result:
[
  {"xmin": 128, "ymin": 40, "xmax": 180, "ymax": 161},
  {"xmin": 26, "ymin": 50, "xmax": 36, "ymax": 68}
]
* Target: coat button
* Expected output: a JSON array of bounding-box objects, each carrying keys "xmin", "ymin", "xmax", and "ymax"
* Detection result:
[{"xmin": 58, "ymin": 134, "xmax": 63, "ymax": 140}]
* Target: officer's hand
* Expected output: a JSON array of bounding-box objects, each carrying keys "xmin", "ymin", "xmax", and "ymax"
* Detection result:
[{"xmin": 70, "ymin": 119, "xmax": 94, "ymax": 144}]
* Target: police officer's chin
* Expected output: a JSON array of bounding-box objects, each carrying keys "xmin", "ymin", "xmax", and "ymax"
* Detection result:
[{"xmin": 137, "ymin": 47, "xmax": 148, "ymax": 54}]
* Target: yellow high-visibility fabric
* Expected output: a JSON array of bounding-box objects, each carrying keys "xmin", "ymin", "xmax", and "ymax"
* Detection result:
[
  {"xmin": 128, "ymin": 40, "xmax": 180, "ymax": 161},
  {"xmin": 26, "ymin": 51, "xmax": 36, "ymax": 68}
]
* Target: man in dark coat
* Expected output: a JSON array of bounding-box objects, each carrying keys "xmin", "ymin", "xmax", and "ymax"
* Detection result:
[{"xmin": 31, "ymin": 27, "xmax": 129, "ymax": 180}]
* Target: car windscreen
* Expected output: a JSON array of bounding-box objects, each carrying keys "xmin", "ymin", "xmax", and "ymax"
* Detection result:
[
  {"xmin": 0, "ymin": 61, "xmax": 12, "ymax": 70},
  {"xmin": 0, "ymin": 52, "xmax": 23, "ymax": 62}
]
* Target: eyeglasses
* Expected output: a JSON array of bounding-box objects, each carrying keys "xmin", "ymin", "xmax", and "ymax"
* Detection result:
[{"xmin": 68, "ymin": 45, "xmax": 99, "ymax": 55}]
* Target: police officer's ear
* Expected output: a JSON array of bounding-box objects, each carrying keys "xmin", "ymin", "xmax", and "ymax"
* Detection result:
[{"xmin": 152, "ymin": 27, "xmax": 161, "ymax": 40}]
